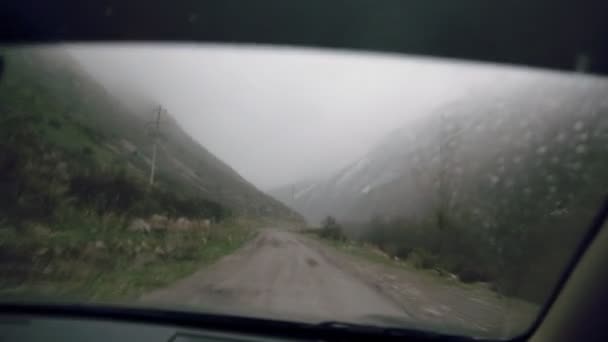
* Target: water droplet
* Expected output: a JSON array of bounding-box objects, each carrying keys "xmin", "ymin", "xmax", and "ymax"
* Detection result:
[
  {"xmin": 551, "ymin": 156, "xmax": 560, "ymax": 164},
  {"xmin": 512, "ymin": 156, "xmax": 522, "ymax": 164},
  {"xmin": 573, "ymin": 121, "xmax": 585, "ymax": 131},
  {"xmin": 556, "ymin": 132, "xmax": 567, "ymax": 143},
  {"xmin": 579, "ymin": 133, "xmax": 588, "ymax": 141},
  {"xmin": 536, "ymin": 146, "xmax": 548, "ymax": 155},
  {"xmin": 576, "ymin": 144, "xmax": 587, "ymax": 154}
]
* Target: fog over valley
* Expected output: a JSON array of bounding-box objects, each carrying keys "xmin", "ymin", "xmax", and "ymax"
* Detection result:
[{"xmin": 66, "ymin": 44, "xmax": 528, "ymax": 190}]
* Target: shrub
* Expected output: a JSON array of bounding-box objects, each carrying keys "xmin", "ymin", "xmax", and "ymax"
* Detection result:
[
  {"xmin": 457, "ymin": 266, "xmax": 491, "ymax": 283},
  {"xmin": 319, "ymin": 216, "xmax": 346, "ymax": 241},
  {"xmin": 47, "ymin": 118, "xmax": 62, "ymax": 129},
  {"xmin": 408, "ymin": 248, "xmax": 438, "ymax": 269},
  {"xmin": 69, "ymin": 171, "xmax": 144, "ymax": 215}
]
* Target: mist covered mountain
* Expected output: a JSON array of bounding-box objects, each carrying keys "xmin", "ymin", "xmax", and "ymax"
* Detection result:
[{"xmin": 270, "ymin": 71, "xmax": 608, "ymax": 225}]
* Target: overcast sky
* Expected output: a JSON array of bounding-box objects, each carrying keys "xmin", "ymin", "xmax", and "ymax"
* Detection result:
[{"xmin": 66, "ymin": 44, "xmax": 511, "ymax": 190}]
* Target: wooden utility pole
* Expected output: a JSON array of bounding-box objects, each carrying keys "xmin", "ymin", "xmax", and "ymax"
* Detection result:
[{"xmin": 149, "ymin": 106, "xmax": 162, "ymax": 186}]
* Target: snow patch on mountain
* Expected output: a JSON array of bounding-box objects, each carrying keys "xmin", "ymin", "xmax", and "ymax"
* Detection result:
[{"xmin": 294, "ymin": 183, "xmax": 317, "ymax": 199}]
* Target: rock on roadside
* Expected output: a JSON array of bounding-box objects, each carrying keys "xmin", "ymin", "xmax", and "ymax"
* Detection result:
[{"xmin": 128, "ymin": 218, "xmax": 151, "ymax": 233}]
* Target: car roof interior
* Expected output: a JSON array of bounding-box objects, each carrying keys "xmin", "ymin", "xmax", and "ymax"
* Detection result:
[{"xmin": 1, "ymin": 1, "xmax": 608, "ymax": 341}]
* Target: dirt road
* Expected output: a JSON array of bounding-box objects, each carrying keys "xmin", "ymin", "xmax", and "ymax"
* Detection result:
[{"xmin": 142, "ymin": 229, "xmax": 537, "ymax": 337}]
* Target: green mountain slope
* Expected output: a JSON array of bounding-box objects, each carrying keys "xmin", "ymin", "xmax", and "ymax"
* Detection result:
[{"xmin": 0, "ymin": 46, "xmax": 299, "ymax": 222}]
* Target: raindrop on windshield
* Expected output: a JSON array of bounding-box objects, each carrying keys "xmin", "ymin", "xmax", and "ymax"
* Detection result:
[
  {"xmin": 575, "ymin": 144, "xmax": 587, "ymax": 154},
  {"xmin": 536, "ymin": 146, "xmax": 548, "ymax": 155},
  {"xmin": 571, "ymin": 162, "xmax": 582, "ymax": 170}
]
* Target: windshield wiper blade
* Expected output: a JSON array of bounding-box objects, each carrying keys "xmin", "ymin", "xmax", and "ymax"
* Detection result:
[
  {"xmin": 315, "ymin": 321, "xmax": 479, "ymax": 341},
  {"xmin": 315, "ymin": 321, "xmax": 386, "ymax": 334},
  {"xmin": 1, "ymin": 303, "xmax": 480, "ymax": 341}
]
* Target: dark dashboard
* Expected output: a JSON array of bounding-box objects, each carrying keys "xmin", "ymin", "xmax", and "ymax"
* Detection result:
[{"xmin": 0, "ymin": 315, "xmax": 289, "ymax": 342}]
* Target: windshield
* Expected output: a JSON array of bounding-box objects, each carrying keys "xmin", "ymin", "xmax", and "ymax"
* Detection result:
[{"xmin": 1, "ymin": 44, "xmax": 606, "ymax": 339}]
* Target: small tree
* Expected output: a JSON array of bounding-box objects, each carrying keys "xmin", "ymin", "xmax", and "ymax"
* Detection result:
[{"xmin": 319, "ymin": 216, "xmax": 346, "ymax": 241}]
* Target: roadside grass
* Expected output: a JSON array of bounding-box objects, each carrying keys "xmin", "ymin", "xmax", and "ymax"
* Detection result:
[
  {"xmin": 301, "ymin": 230, "xmax": 495, "ymax": 292},
  {"xmin": 310, "ymin": 233, "xmax": 398, "ymax": 265},
  {"xmin": 0, "ymin": 217, "xmax": 260, "ymax": 302}
]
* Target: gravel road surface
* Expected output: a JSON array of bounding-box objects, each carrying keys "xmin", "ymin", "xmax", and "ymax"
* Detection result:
[{"xmin": 142, "ymin": 229, "xmax": 537, "ymax": 337}]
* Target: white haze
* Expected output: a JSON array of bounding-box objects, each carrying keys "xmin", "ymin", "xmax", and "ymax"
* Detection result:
[{"xmin": 66, "ymin": 44, "xmax": 521, "ymax": 190}]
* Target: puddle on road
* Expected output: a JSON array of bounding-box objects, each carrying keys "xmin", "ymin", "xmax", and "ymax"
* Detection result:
[{"xmin": 306, "ymin": 258, "xmax": 319, "ymax": 267}]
